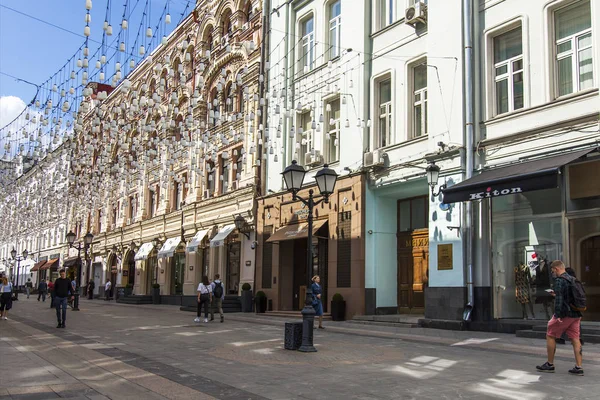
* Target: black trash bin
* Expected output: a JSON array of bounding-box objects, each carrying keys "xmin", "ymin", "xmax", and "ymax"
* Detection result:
[{"xmin": 284, "ymin": 321, "xmax": 303, "ymax": 350}]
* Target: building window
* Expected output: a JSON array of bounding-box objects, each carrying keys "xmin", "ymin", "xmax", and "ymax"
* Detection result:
[
  {"xmin": 174, "ymin": 182, "xmax": 182, "ymax": 210},
  {"xmin": 337, "ymin": 211, "xmax": 351, "ymax": 287},
  {"xmin": 226, "ymin": 83, "xmax": 234, "ymax": 113},
  {"xmin": 297, "ymin": 111, "xmax": 314, "ymax": 161},
  {"xmin": 328, "ymin": 1, "xmax": 341, "ymax": 60},
  {"xmin": 378, "ymin": 0, "xmax": 397, "ymax": 30},
  {"xmin": 149, "ymin": 189, "xmax": 155, "ymax": 218},
  {"xmin": 377, "ymin": 78, "xmax": 392, "ymax": 148},
  {"xmin": 129, "ymin": 196, "xmax": 136, "ymax": 221},
  {"xmin": 301, "ymin": 16, "xmax": 315, "ymax": 72},
  {"xmin": 325, "ymin": 98, "xmax": 340, "ymax": 163},
  {"xmin": 493, "ymin": 27, "xmax": 523, "ymax": 115},
  {"xmin": 413, "ymin": 62, "xmax": 427, "ymax": 137},
  {"xmin": 207, "ymin": 163, "xmax": 216, "ymax": 195},
  {"xmin": 235, "ymin": 151, "xmax": 243, "ymax": 181},
  {"xmin": 398, "ymin": 196, "xmax": 428, "ymax": 232},
  {"xmin": 554, "ymin": 1, "xmax": 593, "ymax": 97},
  {"xmin": 97, "ymin": 209, "xmax": 102, "ymax": 233},
  {"xmin": 221, "ymin": 160, "xmax": 230, "ymax": 194}
]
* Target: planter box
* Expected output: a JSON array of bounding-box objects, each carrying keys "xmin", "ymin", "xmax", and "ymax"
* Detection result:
[
  {"xmin": 241, "ymin": 290, "xmax": 253, "ymax": 312},
  {"xmin": 124, "ymin": 287, "xmax": 133, "ymax": 297},
  {"xmin": 331, "ymin": 301, "xmax": 346, "ymax": 321},
  {"xmin": 255, "ymin": 296, "xmax": 267, "ymax": 313}
]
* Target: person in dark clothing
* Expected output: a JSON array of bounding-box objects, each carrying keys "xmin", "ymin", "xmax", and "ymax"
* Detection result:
[
  {"xmin": 53, "ymin": 269, "xmax": 74, "ymax": 328},
  {"xmin": 37, "ymin": 280, "xmax": 48, "ymax": 302},
  {"xmin": 48, "ymin": 280, "xmax": 55, "ymax": 308},
  {"xmin": 87, "ymin": 279, "xmax": 95, "ymax": 300}
]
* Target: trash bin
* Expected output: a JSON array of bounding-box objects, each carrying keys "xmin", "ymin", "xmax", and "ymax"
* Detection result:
[{"xmin": 284, "ymin": 321, "xmax": 303, "ymax": 350}]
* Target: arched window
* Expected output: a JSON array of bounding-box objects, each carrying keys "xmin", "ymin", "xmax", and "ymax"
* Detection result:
[
  {"xmin": 237, "ymin": 86, "xmax": 245, "ymax": 114},
  {"xmin": 225, "ymin": 82, "xmax": 234, "ymax": 113},
  {"xmin": 222, "ymin": 10, "xmax": 233, "ymax": 37},
  {"xmin": 245, "ymin": 2, "xmax": 253, "ymax": 22}
]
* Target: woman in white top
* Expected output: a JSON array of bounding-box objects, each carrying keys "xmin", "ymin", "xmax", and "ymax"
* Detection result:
[
  {"xmin": 0, "ymin": 277, "xmax": 14, "ymax": 320},
  {"xmin": 195, "ymin": 275, "xmax": 212, "ymax": 323}
]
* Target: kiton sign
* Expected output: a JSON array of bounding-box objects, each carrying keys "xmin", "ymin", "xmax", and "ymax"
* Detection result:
[{"xmin": 468, "ymin": 187, "xmax": 522, "ymax": 200}]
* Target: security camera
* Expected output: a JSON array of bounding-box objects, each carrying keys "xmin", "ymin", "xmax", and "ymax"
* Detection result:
[{"xmin": 250, "ymin": 241, "xmax": 257, "ymax": 250}]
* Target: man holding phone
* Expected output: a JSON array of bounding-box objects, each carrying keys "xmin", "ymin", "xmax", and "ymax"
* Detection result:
[
  {"xmin": 53, "ymin": 269, "xmax": 74, "ymax": 329},
  {"xmin": 536, "ymin": 260, "xmax": 583, "ymax": 376}
]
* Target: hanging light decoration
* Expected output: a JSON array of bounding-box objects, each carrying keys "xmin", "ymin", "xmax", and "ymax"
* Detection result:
[
  {"xmin": 107, "ymin": 25, "xmax": 113, "ymax": 36},
  {"xmin": 121, "ymin": 19, "xmax": 128, "ymax": 29},
  {"xmin": 146, "ymin": 27, "xmax": 152, "ymax": 38},
  {"xmin": 139, "ymin": 45, "xmax": 145, "ymax": 56},
  {"xmin": 84, "ymin": 26, "xmax": 91, "ymax": 36},
  {"xmin": 85, "ymin": 0, "xmax": 92, "ymax": 10},
  {"xmin": 119, "ymin": 42, "xmax": 125, "ymax": 52}
]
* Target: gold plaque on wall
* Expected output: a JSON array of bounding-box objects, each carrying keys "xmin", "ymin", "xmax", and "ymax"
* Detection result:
[{"xmin": 438, "ymin": 244, "xmax": 453, "ymax": 270}]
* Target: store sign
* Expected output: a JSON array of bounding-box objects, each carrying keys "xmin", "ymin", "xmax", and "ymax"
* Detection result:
[{"xmin": 468, "ymin": 187, "xmax": 522, "ymax": 200}]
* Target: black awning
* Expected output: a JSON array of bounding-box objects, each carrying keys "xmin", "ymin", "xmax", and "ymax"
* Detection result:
[{"xmin": 442, "ymin": 149, "xmax": 596, "ymax": 204}]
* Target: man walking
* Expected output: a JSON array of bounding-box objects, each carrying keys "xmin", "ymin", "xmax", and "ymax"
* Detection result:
[
  {"xmin": 25, "ymin": 278, "xmax": 33, "ymax": 299},
  {"xmin": 53, "ymin": 269, "xmax": 74, "ymax": 328},
  {"xmin": 210, "ymin": 274, "xmax": 225, "ymax": 323},
  {"xmin": 48, "ymin": 279, "xmax": 55, "ymax": 308},
  {"xmin": 104, "ymin": 280, "xmax": 112, "ymax": 301},
  {"xmin": 37, "ymin": 279, "xmax": 47, "ymax": 302},
  {"xmin": 536, "ymin": 260, "xmax": 584, "ymax": 376}
]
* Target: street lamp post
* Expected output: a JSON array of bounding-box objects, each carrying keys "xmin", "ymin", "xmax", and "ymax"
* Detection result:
[
  {"xmin": 10, "ymin": 248, "xmax": 28, "ymax": 301},
  {"xmin": 66, "ymin": 231, "xmax": 94, "ymax": 311},
  {"xmin": 281, "ymin": 161, "xmax": 338, "ymax": 353}
]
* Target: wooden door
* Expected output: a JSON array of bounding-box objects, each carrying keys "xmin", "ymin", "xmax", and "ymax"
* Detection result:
[
  {"xmin": 397, "ymin": 230, "xmax": 429, "ymax": 311},
  {"xmin": 581, "ymin": 235, "xmax": 600, "ymax": 320}
]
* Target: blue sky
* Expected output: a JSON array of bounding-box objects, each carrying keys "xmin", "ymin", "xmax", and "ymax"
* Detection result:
[{"xmin": 0, "ymin": 0, "xmax": 194, "ymax": 137}]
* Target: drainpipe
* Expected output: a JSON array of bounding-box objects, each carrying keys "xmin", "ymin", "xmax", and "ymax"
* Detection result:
[{"xmin": 463, "ymin": 0, "xmax": 475, "ymax": 322}]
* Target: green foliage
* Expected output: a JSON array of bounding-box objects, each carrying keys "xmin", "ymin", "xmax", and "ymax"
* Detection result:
[
  {"xmin": 332, "ymin": 293, "xmax": 344, "ymax": 302},
  {"xmin": 242, "ymin": 283, "xmax": 251, "ymax": 291},
  {"xmin": 255, "ymin": 291, "xmax": 266, "ymax": 298},
  {"xmin": 152, "ymin": 283, "xmax": 160, "ymax": 289}
]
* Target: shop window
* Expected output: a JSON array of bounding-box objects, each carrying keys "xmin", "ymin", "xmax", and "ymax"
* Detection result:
[
  {"xmin": 412, "ymin": 62, "xmax": 428, "ymax": 138},
  {"xmin": 262, "ymin": 225, "xmax": 273, "ymax": 289},
  {"xmin": 325, "ymin": 98, "xmax": 340, "ymax": 163},
  {"xmin": 553, "ymin": 0, "xmax": 593, "ymax": 97},
  {"xmin": 328, "ymin": 1, "xmax": 341, "ymax": 60},
  {"xmin": 337, "ymin": 211, "xmax": 352, "ymax": 287},
  {"xmin": 493, "ymin": 27, "xmax": 524, "ymax": 115},
  {"xmin": 491, "ymin": 188, "xmax": 563, "ymax": 319},
  {"xmin": 398, "ymin": 196, "xmax": 428, "ymax": 232},
  {"xmin": 376, "ymin": 77, "xmax": 392, "ymax": 148},
  {"xmin": 172, "ymin": 252, "xmax": 185, "ymax": 295}
]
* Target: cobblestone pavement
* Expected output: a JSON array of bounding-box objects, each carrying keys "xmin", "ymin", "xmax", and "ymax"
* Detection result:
[{"xmin": 1, "ymin": 298, "xmax": 600, "ymax": 400}]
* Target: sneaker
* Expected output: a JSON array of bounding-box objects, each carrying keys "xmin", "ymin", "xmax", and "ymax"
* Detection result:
[
  {"xmin": 57, "ymin": 323, "xmax": 62, "ymax": 328},
  {"xmin": 536, "ymin": 362, "xmax": 555, "ymax": 373},
  {"xmin": 210, "ymin": 317, "xmax": 214, "ymax": 321},
  {"xmin": 61, "ymin": 324, "xmax": 65, "ymax": 329},
  {"xmin": 203, "ymin": 318, "xmax": 208, "ymax": 323},
  {"xmin": 220, "ymin": 316, "xmax": 224, "ymax": 323},
  {"xmin": 194, "ymin": 317, "xmax": 200, "ymax": 323},
  {"xmin": 568, "ymin": 366, "xmax": 584, "ymax": 376}
]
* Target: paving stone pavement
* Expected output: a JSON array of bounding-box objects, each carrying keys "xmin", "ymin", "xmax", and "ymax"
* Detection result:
[{"xmin": 1, "ymin": 297, "xmax": 600, "ymax": 399}]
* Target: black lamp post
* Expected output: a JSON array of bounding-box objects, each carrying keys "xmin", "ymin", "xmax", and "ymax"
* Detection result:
[
  {"xmin": 281, "ymin": 161, "xmax": 338, "ymax": 352},
  {"xmin": 66, "ymin": 231, "xmax": 94, "ymax": 311},
  {"xmin": 10, "ymin": 248, "xmax": 28, "ymax": 301}
]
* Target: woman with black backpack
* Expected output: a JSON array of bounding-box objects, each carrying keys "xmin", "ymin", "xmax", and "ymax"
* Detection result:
[{"xmin": 195, "ymin": 276, "xmax": 212, "ymax": 323}]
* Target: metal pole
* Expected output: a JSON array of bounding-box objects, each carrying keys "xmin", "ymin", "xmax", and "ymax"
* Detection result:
[
  {"xmin": 14, "ymin": 259, "xmax": 21, "ymax": 300},
  {"xmin": 73, "ymin": 245, "xmax": 82, "ymax": 311},
  {"xmin": 298, "ymin": 189, "xmax": 317, "ymax": 352}
]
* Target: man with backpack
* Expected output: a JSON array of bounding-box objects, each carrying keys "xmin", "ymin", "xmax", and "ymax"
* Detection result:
[
  {"xmin": 210, "ymin": 274, "xmax": 225, "ymax": 323},
  {"xmin": 536, "ymin": 260, "xmax": 586, "ymax": 376}
]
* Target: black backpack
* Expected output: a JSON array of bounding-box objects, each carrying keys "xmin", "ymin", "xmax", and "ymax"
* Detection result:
[
  {"xmin": 560, "ymin": 275, "xmax": 587, "ymax": 312},
  {"xmin": 213, "ymin": 282, "xmax": 223, "ymax": 298}
]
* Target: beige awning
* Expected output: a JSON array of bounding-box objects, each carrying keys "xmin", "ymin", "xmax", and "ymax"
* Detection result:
[{"xmin": 266, "ymin": 220, "xmax": 327, "ymax": 243}]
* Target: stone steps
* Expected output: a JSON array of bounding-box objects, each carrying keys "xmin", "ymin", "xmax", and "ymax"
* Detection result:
[
  {"xmin": 180, "ymin": 296, "xmax": 241, "ymax": 313},
  {"xmin": 116, "ymin": 295, "xmax": 153, "ymax": 305}
]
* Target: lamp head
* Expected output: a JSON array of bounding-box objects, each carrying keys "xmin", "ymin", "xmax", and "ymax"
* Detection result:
[
  {"xmin": 66, "ymin": 231, "xmax": 76, "ymax": 246},
  {"xmin": 234, "ymin": 215, "xmax": 246, "ymax": 230},
  {"xmin": 426, "ymin": 161, "xmax": 441, "ymax": 189},
  {"xmin": 22, "ymin": 249, "xmax": 28, "ymax": 259},
  {"xmin": 84, "ymin": 232, "xmax": 94, "ymax": 246},
  {"xmin": 10, "ymin": 248, "xmax": 16, "ymax": 259},
  {"xmin": 315, "ymin": 164, "xmax": 338, "ymax": 198},
  {"xmin": 282, "ymin": 160, "xmax": 306, "ymax": 193}
]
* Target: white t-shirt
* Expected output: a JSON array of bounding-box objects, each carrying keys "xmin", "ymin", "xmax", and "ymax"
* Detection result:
[
  {"xmin": 105, "ymin": 281, "xmax": 111, "ymax": 290},
  {"xmin": 197, "ymin": 283, "xmax": 212, "ymax": 295}
]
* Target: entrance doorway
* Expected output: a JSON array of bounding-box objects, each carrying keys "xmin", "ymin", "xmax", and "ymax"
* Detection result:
[
  {"xmin": 226, "ymin": 242, "xmax": 240, "ymax": 294},
  {"xmin": 126, "ymin": 251, "xmax": 135, "ymax": 287},
  {"xmin": 171, "ymin": 252, "xmax": 185, "ymax": 295},
  {"xmin": 108, "ymin": 255, "xmax": 117, "ymax": 298},
  {"xmin": 397, "ymin": 196, "xmax": 429, "ymax": 313},
  {"xmin": 581, "ymin": 235, "xmax": 600, "ymax": 320},
  {"xmin": 146, "ymin": 254, "xmax": 157, "ymax": 295}
]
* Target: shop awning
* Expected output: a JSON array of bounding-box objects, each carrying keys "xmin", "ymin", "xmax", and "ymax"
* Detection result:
[
  {"xmin": 31, "ymin": 260, "xmax": 47, "ymax": 272},
  {"xmin": 158, "ymin": 237, "xmax": 182, "ymax": 258},
  {"xmin": 267, "ymin": 219, "xmax": 328, "ymax": 243},
  {"xmin": 187, "ymin": 229, "xmax": 209, "ymax": 252},
  {"xmin": 63, "ymin": 257, "xmax": 80, "ymax": 268},
  {"xmin": 134, "ymin": 242, "xmax": 155, "ymax": 261},
  {"xmin": 41, "ymin": 259, "xmax": 59, "ymax": 270},
  {"xmin": 442, "ymin": 149, "xmax": 596, "ymax": 204},
  {"xmin": 210, "ymin": 225, "xmax": 236, "ymax": 247}
]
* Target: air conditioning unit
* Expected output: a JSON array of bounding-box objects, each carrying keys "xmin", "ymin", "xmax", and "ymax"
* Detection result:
[
  {"xmin": 405, "ymin": 1, "xmax": 427, "ymax": 26},
  {"xmin": 363, "ymin": 149, "xmax": 385, "ymax": 168},
  {"xmin": 305, "ymin": 151, "xmax": 323, "ymax": 167}
]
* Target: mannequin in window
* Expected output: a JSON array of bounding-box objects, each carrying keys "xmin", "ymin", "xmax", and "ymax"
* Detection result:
[
  {"xmin": 534, "ymin": 257, "xmax": 553, "ymax": 320},
  {"xmin": 515, "ymin": 263, "xmax": 535, "ymax": 319}
]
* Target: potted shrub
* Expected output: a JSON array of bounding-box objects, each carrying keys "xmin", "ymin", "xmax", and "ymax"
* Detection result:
[
  {"xmin": 124, "ymin": 283, "xmax": 133, "ymax": 297},
  {"xmin": 331, "ymin": 293, "xmax": 346, "ymax": 321},
  {"xmin": 255, "ymin": 291, "xmax": 267, "ymax": 313},
  {"xmin": 241, "ymin": 283, "xmax": 253, "ymax": 312},
  {"xmin": 152, "ymin": 283, "xmax": 161, "ymax": 304}
]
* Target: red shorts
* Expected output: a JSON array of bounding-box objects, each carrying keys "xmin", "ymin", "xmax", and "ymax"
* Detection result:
[{"xmin": 547, "ymin": 316, "xmax": 581, "ymax": 340}]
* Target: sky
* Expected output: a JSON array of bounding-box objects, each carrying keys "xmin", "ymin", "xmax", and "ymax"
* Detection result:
[{"xmin": 0, "ymin": 0, "xmax": 195, "ymax": 154}]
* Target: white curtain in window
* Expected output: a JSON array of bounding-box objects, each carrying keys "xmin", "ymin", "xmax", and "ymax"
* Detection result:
[{"xmin": 555, "ymin": 1, "xmax": 591, "ymax": 40}]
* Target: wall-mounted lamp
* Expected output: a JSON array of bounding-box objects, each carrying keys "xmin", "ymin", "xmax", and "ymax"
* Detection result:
[
  {"xmin": 426, "ymin": 161, "xmax": 447, "ymax": 197},
  {"xmin": 250, "ymin": 241, "xmax": 257, "ymax": 250},
  {"xmin": 234, "ymin": 214, "xmax": 251, "ymax": 239},
  {"xmin": 189, "ymin": 265, "xmax": 194, "ymax": 271},
  {"xmin": 160, "ymin": 269, "xmax": 165, "ymax": 274}
]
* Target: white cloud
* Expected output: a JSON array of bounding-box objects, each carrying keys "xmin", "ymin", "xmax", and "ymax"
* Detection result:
[{"xmin": 0, "ymin": 96, "xmax": 28, "ymax": 128}]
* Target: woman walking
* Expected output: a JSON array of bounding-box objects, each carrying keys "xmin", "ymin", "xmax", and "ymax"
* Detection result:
[
  {"xmin": 311, "ymin": 275, "xmax": 325, "ymax": 329},
  {"xmin": 195, "ymin": 276, "xmax": 212, "ymax": 323},
  {"xmin": 0, "ymin": 277, "xmax": 14, "ymax": 320}
]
